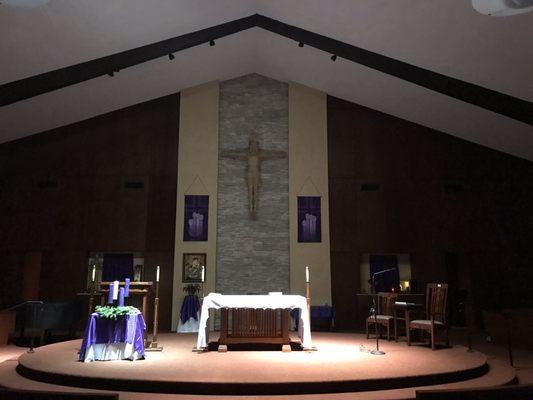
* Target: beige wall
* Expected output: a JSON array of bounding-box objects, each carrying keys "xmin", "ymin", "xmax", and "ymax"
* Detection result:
[
  {"xmin": 289, "ymin": 82, "xmax": 332, "ymax": 305},
  {"xmin": 172, "ymin": 82, "xmax": 219, "ymax": 330}
]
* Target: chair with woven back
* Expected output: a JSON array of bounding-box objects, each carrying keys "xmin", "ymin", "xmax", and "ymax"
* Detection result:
[
  {"xmin": 407, "ymin": 283, "xmax": 449, "ymax": 350},
  {"xmin": 366, "ymin": 292, "xmax": 398, "ymax": 341}
]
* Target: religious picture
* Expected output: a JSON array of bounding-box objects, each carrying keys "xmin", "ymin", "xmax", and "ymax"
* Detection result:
[
  {"xmin": 182, "ymin": 253, "xmax": 206, "ymax": 283},
  {"xmin": 133, "ymin": 264, "xmax": 143, "ymax": 282},
  {"xmin": 297, "ymin": 196, "xmax": 322, "ymax": 243},
  {"xmin": 183, "ymin": 195, "xmax": 209, "ymax": 241}
]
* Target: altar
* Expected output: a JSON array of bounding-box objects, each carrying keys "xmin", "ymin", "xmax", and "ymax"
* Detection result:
[{"xmin": 196, "ymin": 293, "xmax": 312, "ymax": 350}]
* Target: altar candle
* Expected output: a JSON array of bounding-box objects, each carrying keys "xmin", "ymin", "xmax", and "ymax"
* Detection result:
[
  {"xmin": 108, "ymin": 283, "xmax": 114, "ymax": 304},
  {"xmin": 201, "ymin": 265, "xmax": 205, "ymax": 283},
  {"xmin": 305, "ymin": 266, "xmax": 310, "ymax": 283},
  {"xmin": 124, "ymin": 278, "xmax": 130, "ymax": 297},
  {"xmin": 156, "ymin": 266, "xmax": 160, "ymax": 282},
  {"xmin": 113, "ymin": 280, "xmax": 119, "ymax": 300},
  {"xmin": 118, "ymin": 287, "xmax": 125, "ymax": 307},
  {"xmin": 91, "ymin": 265, "xmax": 96, "ymax": 282}
]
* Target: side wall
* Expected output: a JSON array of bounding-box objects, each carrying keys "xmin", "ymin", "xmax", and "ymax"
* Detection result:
[
  {"xmin": 289, "ymin": 82, "xmax": 331, "ymax": 305},
  {"xmin": 0, "ymin": 95, "xmax": 179, "ymax": 331},
  {"xmin": 172, "ymin": 82, "xmax": 219, "ymax": 330},
  {"xmin": 327, "ymin": 96, "xmax": 533, "ymax": 331}
]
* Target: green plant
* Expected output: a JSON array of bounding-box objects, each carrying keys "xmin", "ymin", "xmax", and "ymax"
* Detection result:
[
  {"xmin": 95, "ymin": 305, "xmax": 139, "ymax": 320},
  {"xmin": 183, "ymin": 284, "xmax": 201, "ymax": 296}
]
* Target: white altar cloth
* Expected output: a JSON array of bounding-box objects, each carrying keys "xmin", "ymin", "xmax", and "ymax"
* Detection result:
[{"xmin": 196, "ymin": 293, "xmax": 312, "ymax": 349}]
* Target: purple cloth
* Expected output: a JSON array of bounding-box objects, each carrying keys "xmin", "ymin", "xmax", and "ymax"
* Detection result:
[
  {"xmin": 180, "ymin": 295, "xmax": 200, "ymax": 324},
  {"xmin": 79, "ymin": 312, "xmax": 146, "ymax": 361},
  {"xmin": 311, "ymin": 305, "xmax": 334, "ymax": 319}
]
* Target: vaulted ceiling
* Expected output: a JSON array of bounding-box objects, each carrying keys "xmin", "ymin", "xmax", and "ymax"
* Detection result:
[{"xmin": 1, "ymin": 1, "xmax": 532, "ymax": 159}]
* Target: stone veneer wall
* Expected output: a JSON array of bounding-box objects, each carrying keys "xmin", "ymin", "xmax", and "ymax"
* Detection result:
[{"xmin": 216, "ymin": 74, "xmax": 289, "ymax": 295}]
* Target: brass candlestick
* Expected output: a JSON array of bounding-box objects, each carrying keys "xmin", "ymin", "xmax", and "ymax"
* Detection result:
[{"xmin": 146, "ymin": 279, "xmax": 163, "ymax": 351}]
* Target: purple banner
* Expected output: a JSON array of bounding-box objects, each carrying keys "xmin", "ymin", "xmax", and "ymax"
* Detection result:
[
  {"xmin": 183, "ymin": 195, "xmax": 209, "ymax": 241},
  {"xmin": 297, "ymin": 196, "xmax": 321, "ymax": 243}
]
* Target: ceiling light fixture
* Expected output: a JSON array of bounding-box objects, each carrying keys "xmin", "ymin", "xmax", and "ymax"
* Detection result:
[
  {"xmin": 298, "ymin": 42, "xmax": 304, "ymax": 47},
  {"xmin": 168, "ymin": 53, "xmax": 175, "ymax": 60},
  {"xmin": 209, "ymin": 40, "xmax": 215, "ymax": 46},
  {"xmin": 331, "ymin": 54, "xmax": 337, "ymax": 61},
  {"xmin": 472, "ymin": 0, "xmax": 533, "ymax": 16}
]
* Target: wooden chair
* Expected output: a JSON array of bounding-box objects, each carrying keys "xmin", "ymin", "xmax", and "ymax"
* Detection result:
[
  {"xmin": 366, "ymin": 292, "xmax": 398, "ymax": 341},
  {"xmin": 407, "ymin": 283, "xmax": 449, "ymax": 350}
]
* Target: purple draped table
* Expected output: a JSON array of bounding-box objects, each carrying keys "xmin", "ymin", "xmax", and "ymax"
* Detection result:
[
  {"xmin": 79, "ymin": 311, "xmax": 146, "ymax": 362},
  {"xmin": 177, "ymin": 295, "xmax": 200, "ymax": 333}
]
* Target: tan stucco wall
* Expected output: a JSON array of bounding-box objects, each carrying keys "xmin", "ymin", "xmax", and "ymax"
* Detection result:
[
  {"xmin": 289, "ymin": 82, "xmax": 332, "ymax": 305},
  {"xmin": 172, "ymin": 82, "xmax": 219, "ymax": 330}
]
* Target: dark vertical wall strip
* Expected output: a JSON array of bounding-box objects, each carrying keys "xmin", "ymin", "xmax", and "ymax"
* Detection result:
[
  {"xmin": 327, "ymin": 95, "xmax": 533, "ymax": 331},
  {"xmin": 0, "ymin": 94, "xmax": 179, "ymax": 331}
]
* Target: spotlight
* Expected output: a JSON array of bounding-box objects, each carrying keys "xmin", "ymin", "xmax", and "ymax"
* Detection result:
[
  {"xmin": 108, "ymin": 71, "xmax": 114, "ymax": 77},
  {"xmin": 331, "ymin": 54, "xmax": 337, "ymax": 61},
  {"xmin": 298, "ymin": 42, "xmax": 304, "ymax": 47},
  {"xmin": 209, "ymin": 40, "xmax": 215, "ymax": 46},
  {"xmin": 168, "ymin": 53, "xmax": 175, "ymax": 60}
]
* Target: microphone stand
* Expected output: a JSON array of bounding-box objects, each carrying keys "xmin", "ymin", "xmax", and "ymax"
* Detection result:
[{"xmin": 370, "ymin": 268, "xmax": 396, "ymax": 356}]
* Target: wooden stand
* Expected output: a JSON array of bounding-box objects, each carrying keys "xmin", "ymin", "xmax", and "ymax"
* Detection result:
[
  {"xmin": 96, "ymin": 282, "xmax": 153, "ymax": 317},
  {"xmin": 146, "ymin": 280, "xmax": 163, "ymax": 351}
]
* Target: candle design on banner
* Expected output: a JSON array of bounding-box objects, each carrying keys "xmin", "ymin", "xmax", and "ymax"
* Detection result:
[
  {"xmin": 113, "ymin": 280, "xmax": 119, "ymax": 300},
  {"xmin": 306, "ymin": 266, "xmax": 310, "ymax": 283},
  {"xmin": 201, "ymin": 265, "xmax": 205, "ymax": 283},
  {"xmin": 108, "ymin": 283, "xmax": 114, "ymax": 304},
  {"xmin": 156, "ymin": 266, "xmax": 160, "ymax": 282},
  {"xmin": 118, "ymin": 287, "xmax": 125, "ymax": 307},
  {"xmin": 124, "ymin": 278, "xmax": 130, "ymax": 297}
]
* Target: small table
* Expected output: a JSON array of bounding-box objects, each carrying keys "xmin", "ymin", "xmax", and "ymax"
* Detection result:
[
  {"xmin": 393, "ymin": 302, "xmax": 423, "ymax": 342},
  {"xmin": 177, "ymin": 295, "xmax": 201, "ymax": 333},
  {"xmin": 79, "ymin": 312, "xmax": 146, "ymax": 362}
]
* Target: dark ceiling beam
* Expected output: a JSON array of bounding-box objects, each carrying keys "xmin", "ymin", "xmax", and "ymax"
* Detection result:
[
  {"xmin": 0, "ymin": 15, "xmax": 258, "ymax": 107},
  {"xmin": 256, "ymin": 15, "xmax": 533, "ymax": 126},
  {"xmin": 1, "ymin": 13, "xmax": 532, "ymax": 126}
]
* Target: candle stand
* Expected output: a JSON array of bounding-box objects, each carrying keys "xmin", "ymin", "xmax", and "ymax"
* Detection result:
[{"xmin": 146, "ymin": 280, "xmax": 163, "ymax": 351}]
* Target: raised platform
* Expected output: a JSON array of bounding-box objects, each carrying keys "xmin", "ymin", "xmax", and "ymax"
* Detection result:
[{"xmin": 13, "ymin": 332, "xmax": 495, "ymax": 396}]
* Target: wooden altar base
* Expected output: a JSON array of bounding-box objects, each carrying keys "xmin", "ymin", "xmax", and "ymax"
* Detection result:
[{"xmin": 8, "ymin": 333, "xmax": 516, "ymax": 397}]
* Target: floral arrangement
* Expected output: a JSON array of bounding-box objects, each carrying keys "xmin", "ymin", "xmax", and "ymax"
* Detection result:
[
  {"xmin": 95, "ymin": 305, "xmax": 139, "ymax": 320},
  {"xmin": 183, "ymin": 284, "xmax": 201, "ymax": 296}
]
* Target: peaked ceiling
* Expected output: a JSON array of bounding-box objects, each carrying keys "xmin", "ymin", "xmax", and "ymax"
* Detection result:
[{"xmin": 1, "ymin": 0, "xmax": 532, "ymax": 160}]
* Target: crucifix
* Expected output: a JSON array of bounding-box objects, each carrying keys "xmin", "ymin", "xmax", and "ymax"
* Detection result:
[{"xmin": 221, "ymin": 136, "xmax": 286, "ymax": 218}]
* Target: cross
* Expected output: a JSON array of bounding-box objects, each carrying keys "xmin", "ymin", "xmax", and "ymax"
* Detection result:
[{"xmin": 221, "ymin": 136, "xmax": 286, "ymax": 218}]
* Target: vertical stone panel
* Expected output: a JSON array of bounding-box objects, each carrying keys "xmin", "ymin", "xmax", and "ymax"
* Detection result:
[{"xmin": 216, "ymin": 74, "xmax": 289, "ymax": 294}]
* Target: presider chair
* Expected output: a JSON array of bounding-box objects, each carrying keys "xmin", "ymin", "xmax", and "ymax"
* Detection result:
[
  {"xmin": 366, "ymin": 292, "xmax": 397, "ymax": 341},
  {"xmin": 407, "ymin": 283, "xmax": 449, "ymax": 350}
]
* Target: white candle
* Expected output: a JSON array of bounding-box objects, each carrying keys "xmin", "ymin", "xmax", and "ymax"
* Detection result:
[
  {"xmin": 201, "ymin": 265, "xmax": 205, "ymax": 283},
  {"xmin": 91, "ymin": 265, "xmax": 96, "ymax": 282},
  {"xmin": 156, "ymin": 266, "xmax": 160, "ymax": 282},
  {"xmin": 305, "ymin": 266, "xmax": 310, "ymax": 283},
  {"xmin": 112, "ymin": 280, "xmax": 119, "ymax": 300}
]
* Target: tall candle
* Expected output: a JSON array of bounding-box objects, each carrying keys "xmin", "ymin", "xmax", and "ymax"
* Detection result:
[
  {"xmin": 124, "ymin": 278, "xmax": 130, "ymax": 297},
  {"xmin": 156, "ymin": 266, "xmax": 160, "ymax": 282},
  {"xmin": 118, "ymin": 287, "xmax": 125, "ymax": 307},
  {"xmin": 201, "ymin": 265, "xmax": 205, "ymax": 283},
  {"xmin": 108, "ymin": 283, "xmax": 114, "ymax": 304},
  {"xmin": 305, "ymin": 266, "xmax": 310, "ymax": 283},
  {"xmin": 113, "ymin": 280, "xmax": 119, "ymax": 300},
  {"xmin": 91, "ymin": 265, "xmax": 96, "ymax": 282}
]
